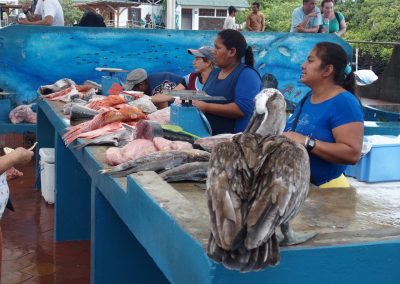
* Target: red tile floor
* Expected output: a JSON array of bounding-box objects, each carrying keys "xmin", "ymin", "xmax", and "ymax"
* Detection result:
[{"xmin": 1, "ymin": 161, "xmax": 90, "ymax": 283}]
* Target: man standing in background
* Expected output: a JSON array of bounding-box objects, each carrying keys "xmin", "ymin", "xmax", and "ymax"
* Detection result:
[
  {"xmin": 18, "ymin": 0, "xmax": 64, "ymax": 26},
  {"xmin": 246, "ymin": 2, "xmax": 265, "ymax": 32},
  {"xmin": 223, "ymin": 6, "xmax": 238, "ymax": 30},
  {"xmin": 290, "ymin": 0, "xmax": 322, "ymax": 33}
]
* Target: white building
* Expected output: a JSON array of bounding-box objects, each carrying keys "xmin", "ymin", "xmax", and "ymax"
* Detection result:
[{"xmin": 176, "ymin": 0, "xmax": 248, "ymax": 30}]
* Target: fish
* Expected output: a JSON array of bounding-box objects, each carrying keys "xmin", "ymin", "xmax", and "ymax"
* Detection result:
[
  {"xmin": 74, "ymin": 124, "xmax": 135, "ymax": 149},
  {"xmin": 38, "ymin": 78, "xmax": 76, "ymax": 95},
  {"xmin": 100, "ymin": 149, "xmax": 211, "ymax": 177},
  {"xmin": 42, "ymin": 85, "xmax": 97, "ymax": 102},
  {"xmin": 257, "ymin": 63, "xmax": 266, "ymax": 71},
  {"xmin": 86, "ymin": 95, "xmax": 126, "ymax": 110},
  {"xmin": 278, "ymin": 45, "xmax": 291, "ymax": 57},
  {"xmin": 71, "ymin": 121, "xmax": 123, "ymax": 140},
  {"xmin": 258, "ymin": 48, "xmax": 267, "ymax": 58},
  {"xmin": 159, "ymin": 161, "xmax": 209, "ymax": 182},
  {"xmin": 70, "ymin": 104, "xmax": 99, "ymax": 121},
  {"xmin": 63, "ymin": 107, "xmax": 145, "ymax": 146}
]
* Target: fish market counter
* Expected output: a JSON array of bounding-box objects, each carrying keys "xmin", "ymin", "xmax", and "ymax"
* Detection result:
[{"xmin": 37, "ymin": 99, "xmax": 400, "ymax": 284}]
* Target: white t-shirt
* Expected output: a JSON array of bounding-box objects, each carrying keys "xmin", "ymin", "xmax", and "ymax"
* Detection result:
[
  {"xmin": 223, "ymin": 16, "xmax": 237, "ymax": 30},
  {"xmin": 34, "ymin": 0, "xmax": 64, "ymax": 26}
]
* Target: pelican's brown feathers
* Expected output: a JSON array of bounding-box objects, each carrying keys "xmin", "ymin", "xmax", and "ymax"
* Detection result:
[{"xmin": 206, "ymin": 89, "xmax": 310, "ymax": 272}]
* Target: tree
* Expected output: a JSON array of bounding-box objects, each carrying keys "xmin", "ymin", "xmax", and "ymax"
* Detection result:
[
  {"xmin": 239, "ymin": 0, "xmax": 400, "ymax": 74},
  {"xmin": 61, "ymin": 0, "xmax": 83, "ymax": 26}
]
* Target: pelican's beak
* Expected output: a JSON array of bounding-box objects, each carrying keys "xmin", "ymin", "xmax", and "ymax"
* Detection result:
[{"xmin": 244, "ymin": 112, "xmax": 265, "ymax": 134}]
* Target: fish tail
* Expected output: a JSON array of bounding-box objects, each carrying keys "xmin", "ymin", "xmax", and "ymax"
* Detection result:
[
  {"xmin": 73, "ymin": 143, "xmax": 87, "ymax": 150},
  {"xmin": 99, "ymin": 168, "xmax": 112, "ymax": 174}
]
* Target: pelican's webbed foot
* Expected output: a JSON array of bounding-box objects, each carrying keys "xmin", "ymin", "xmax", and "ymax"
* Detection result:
[{"xmin": 279, "ymin": 222, "xmax": 317, "ymax": 246}]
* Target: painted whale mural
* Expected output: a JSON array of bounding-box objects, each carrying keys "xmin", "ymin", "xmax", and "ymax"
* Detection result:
[{"xmin": 0, "ymin": 25, "xmax": 351, "ymax": 105}]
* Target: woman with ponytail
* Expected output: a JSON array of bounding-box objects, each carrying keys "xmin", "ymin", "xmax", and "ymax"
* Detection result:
[
  {"xmin": 193, "ymin": 29, "xmax": 262, "ymax": 135},
  {"xmin": 283, "ymin": 42, "xmax": 364, "ymax": 188}
]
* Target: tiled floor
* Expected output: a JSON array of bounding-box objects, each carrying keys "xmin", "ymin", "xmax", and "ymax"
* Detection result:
[{"xmin": 1, "ymin": 161, "xmax": 90, "ymax": 284}]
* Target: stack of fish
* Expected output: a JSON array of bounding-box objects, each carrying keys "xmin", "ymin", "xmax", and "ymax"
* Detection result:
[{"xmin": 40, "ymin": 78, "xmax": 235, "ymax": 183}]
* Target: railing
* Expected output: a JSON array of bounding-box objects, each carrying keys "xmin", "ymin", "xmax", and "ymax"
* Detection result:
[{"xmin": 348, "ymin": 40, "xmax": 400, "ymax": 73}]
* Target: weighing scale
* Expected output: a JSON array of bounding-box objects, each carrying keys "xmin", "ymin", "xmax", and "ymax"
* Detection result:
[
  {"xmin": 95, "ymin": 67, "xmax": 128, "ymax": 96},
  {"xmin": 165, "ymin": 90, "xmax": 226, "ymax": 138}
]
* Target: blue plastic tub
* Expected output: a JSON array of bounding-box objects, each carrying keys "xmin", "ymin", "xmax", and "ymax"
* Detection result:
[
  {"xmin": 364, "ymin": 121, "xmax": 400, "ymax": 135},
  {"xmin": 0, "ymin": 99, "xmax": 11, "ymax": 122},
  {"xmin": 346, "ymin": 141, "xmax": 400, "ymax": 182}
]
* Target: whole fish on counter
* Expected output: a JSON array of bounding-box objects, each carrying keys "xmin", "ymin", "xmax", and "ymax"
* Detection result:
[
  {"xmin": 159, "ymin": 161, "xmax": 209, "ymax": 182},
  {"xmin": 70, "ymin": 104, "xmax": 99, "ymax": 121},
  {"xmin": 38, "ymin": 78, "xmax": 76, "ymax": 95},
  {"xmin": 63, "ymin": 107, "xmax": 145, "ymax": 146},
  {"xmin": 74, "ymin": 123, "xmax": 135, "ymax": 149},
  {"xmin": 100, "ymin": 149, "xmax": 210, "ymax": 177}
]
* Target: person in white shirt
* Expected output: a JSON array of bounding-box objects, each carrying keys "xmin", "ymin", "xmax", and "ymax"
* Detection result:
[
  {"xmin": 19, "ymin": 0, "xmax": 64, "ymax": 26},
  {"xmin": 223, "ymin": 6, "xmax": 238, "ymax": 30}
]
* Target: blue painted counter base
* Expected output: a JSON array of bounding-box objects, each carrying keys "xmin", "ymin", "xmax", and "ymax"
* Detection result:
[{"xmin": 36, "ymin": 99, "xmax": 400, "ymax": 284}]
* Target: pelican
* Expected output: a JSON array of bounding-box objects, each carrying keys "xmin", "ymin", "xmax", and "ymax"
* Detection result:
[{"xmin": 206, "ymin": 88, "xmax": 314, "ymax": 272}]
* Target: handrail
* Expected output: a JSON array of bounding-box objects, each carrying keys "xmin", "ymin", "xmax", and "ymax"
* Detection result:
[{"xmin": 347, "ymin": 40, "xmax": 400, "ymax": 46}]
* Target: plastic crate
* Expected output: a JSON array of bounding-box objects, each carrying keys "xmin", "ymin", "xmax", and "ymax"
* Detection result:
[{"xmin": 345, "ymin": 142, "xmax": 400, "ymax": 182}]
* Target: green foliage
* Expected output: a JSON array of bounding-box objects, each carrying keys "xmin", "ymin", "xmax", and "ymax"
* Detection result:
[
  {"xmin": 61, "ymin": 0, "xmax": 83, "ymax": 26},
  {"xmin": 245, "ymin": 0, "xmax": 400, "ymax": 73},
  {"xmin": 338, "ymin": 0, "xmax": 400, "ymax": 72}
]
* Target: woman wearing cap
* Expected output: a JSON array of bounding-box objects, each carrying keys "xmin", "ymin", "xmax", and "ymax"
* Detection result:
[
  {"xmin": 192, "ymin": 29, "xmax": 262, "ymax": 135},
  {"xmin": 174, "ymin": 46, "xmax": 215, "ymax": 91},
  {"xmin": 283, "ymin": 42, "xmax": 363, "ymax": 188}
]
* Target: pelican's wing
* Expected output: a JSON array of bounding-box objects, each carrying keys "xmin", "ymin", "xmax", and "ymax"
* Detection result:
[
  {"xmin": 207, "ymin": 141, "xmax": 248, "ymax": 251},
  {"xmin": 244, "ymin": 136, "xmax": 310, "ymax": 249}
]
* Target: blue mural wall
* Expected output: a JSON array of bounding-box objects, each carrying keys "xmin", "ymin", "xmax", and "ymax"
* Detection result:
[{"xmin": 0, "ymin": 25, "xmax": 351, "ymax": 105}]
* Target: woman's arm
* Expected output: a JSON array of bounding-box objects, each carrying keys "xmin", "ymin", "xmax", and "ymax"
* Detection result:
[
  {"xmin": 0, "ymin": 148, "xmax": 33, "ymax": 174},
  {"xmin": 192, "ymin": 101, "xmax": 244, "ymax": 119},
  {"xmin": 336, "ymin": 18, "xmax": 346, "ymax": 36},
  {"xmin": 283, "ymin": 121, "xmax": 364, "ymax": 164}
]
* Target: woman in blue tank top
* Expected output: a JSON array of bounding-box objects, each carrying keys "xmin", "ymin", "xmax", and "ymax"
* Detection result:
[
  {"xmin": 192, "ymin": 30, "xmax": 262, "ymax": 135},
  {"xmin": 283, "ymin": 42, "xmax": 364, "ymax": 188}
]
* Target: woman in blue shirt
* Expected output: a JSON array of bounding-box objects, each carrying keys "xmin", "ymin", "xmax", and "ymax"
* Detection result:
[
  {"xmin": 284, "ymin": 42, "xmax": 364, "ymax": 188},
  {"xmin": 192, "ymin": 29, "xmax": 262, "ymax": 135}
]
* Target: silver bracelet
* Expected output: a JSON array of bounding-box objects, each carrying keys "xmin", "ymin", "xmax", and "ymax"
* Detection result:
[{"xmin": 304, "ymin": 136, "xmax": 310, "ymax": 148}]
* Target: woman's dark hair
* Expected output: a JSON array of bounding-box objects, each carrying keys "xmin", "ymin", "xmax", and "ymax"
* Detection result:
[
  {"xmin": 217, "ymin": 29, "xmax": 254, "ymax": 67},
  {"xmin": 78, "ymin": 12, "xmax": 106, "ymax": 27},
  {"xmin": 321, "ymin": 0, "xmax": 335, "ymax": 8},
  {"xmin": 314, "ymin": 42, "xmax": 355, "ymax": 94}
]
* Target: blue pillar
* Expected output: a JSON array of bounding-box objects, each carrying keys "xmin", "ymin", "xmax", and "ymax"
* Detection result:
[
  {"xmin": 54, "ymin": 133, "xmax": 91, "ymax": 241},
  {"xmin": 91, "ymin": 183, "xmax": 169, "ymax": 284}
]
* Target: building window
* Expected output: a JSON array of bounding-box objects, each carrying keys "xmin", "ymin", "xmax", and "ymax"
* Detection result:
[
  {"xmin": 182, "ymin": 9, "xmax": 192, "ymax": 15},
  {"xmin": 199, "ymin": 9, "xmax": 215, "ymax": 17},
  {"xmin": 216, "ymin": 9, "xmax": 227, "ymax": 17}
]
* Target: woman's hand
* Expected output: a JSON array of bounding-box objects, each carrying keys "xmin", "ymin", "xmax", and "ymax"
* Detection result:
[
  {"xmin": 10, "ymin": 148, "xmax": 34, "ymax": 166},
  {"xmin": 282, "ymin": 131, "xmax": 307, "ymax": 147},
  {"xmin": 192, "ymin": 100, "xmax": 208, "ymax": 113}
]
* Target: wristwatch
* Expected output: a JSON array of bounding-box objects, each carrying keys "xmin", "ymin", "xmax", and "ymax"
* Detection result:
[{"xmin": 306, "ymin": 137, "xmax": 316, "ymax": 152}]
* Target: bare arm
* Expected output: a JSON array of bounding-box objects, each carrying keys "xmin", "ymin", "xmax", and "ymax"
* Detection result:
[
  {"xmin": 261, "ymin": 14, "xmax": 265, "ymax": 31},
  {"xmin": 336, "ymin": 18, "xmax": 346, "ymax": 36},
  {"xmin": 0, "ymin": 148, "xmax": 34, "ymax": 174},
  {"xmin": 246, "ymin": 15, "xmax": 253, "ymax": 31},
  {"xmin": 19, "ymin": 15, "xmax": 54, "ymax": 26},
  {"xmin": 295, "ymin": 12, "xmax": 319, "ymax": 33},
  {"xmin": 283, "ymin": 122, "xmax": 364, "ymax": 165},
  {"xmin": 173, "ymin": 83, "xmax": 186, "ymax": 91},
  {"xmin": 192, "ymin": 101, "xmax": 244, "ymax": 119}
]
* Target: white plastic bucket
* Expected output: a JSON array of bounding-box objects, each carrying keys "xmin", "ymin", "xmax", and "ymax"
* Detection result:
[{"xmin": 39, "ymin": 148, "xmax": 55, "ymax": 204}]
